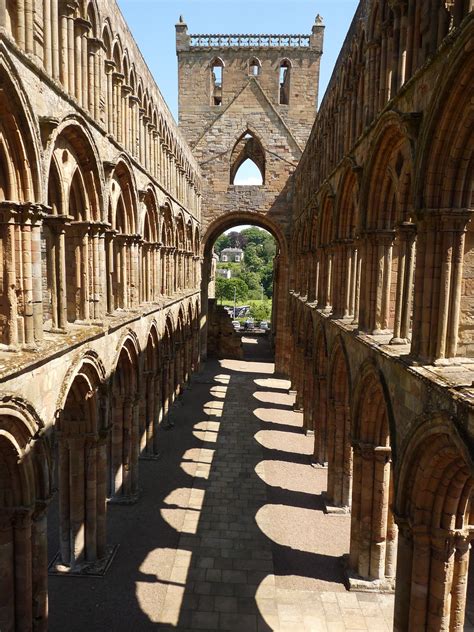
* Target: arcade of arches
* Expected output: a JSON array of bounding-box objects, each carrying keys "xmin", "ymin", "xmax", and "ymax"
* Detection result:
[{"xmin": 0, "ymin": 1, "xmax": 473, "ymax": 631}]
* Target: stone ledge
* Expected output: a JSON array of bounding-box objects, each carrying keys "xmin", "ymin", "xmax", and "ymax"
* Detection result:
[
  {"xmin": 107, "ymin": 492, "xmax": 140, "ymax": 505},
  {"xmin": 48, "ymin": 544, "xmax": 119, "ymax": 577},
  {"xmin": 310, "ymin": 459, "xmax": 327, "ymax": 469},
  {"xmin": 342, "ymin": 555, "xmax": 396, "ymax": 593},
  {"xmin": 322, "ymin": 492, "xmax": 350, "ymax": 515}
]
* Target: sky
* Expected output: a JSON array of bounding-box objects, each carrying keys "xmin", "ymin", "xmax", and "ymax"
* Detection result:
[{"xmin": 116, "ymin": 0, "xmax": 359, "ymax": 120}]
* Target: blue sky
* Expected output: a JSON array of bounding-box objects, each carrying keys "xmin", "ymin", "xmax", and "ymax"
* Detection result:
[{"xmin": 116, "ymin": 0, "xmax": 359, "ymax": 120}]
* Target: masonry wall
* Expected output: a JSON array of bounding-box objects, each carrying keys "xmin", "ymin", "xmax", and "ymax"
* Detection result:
[
  {"xmin": 287, "ymin": 2, "xmax": 474, "ymax": 630},
  {"xmin": 0, "ymin": 2, "xmax": 203, "ymax": 628}
]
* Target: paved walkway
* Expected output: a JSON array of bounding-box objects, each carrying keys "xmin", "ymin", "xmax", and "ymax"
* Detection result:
[{"xmin": 49, "ymin": 334, "xmax": 445, "ymax": 630}]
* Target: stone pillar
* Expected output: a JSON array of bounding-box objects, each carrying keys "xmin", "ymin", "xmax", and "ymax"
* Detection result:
[
  {"xmin": 393, "ymin": 518, "xmax": 413, "ymax": 632},
  {"xmin": 13, "ymin": 508, "xmax": 33, "ymax": 630},
  {"xmin": 0, "ymin": 203, "xmax": 45, "ymax": 348},
  {"xmin": 31, "ymin": 500, "xmax": 49, "ymax": 631},
  {"xmin": 391, "ymin": 222, "xmax": 416, "ymax": 344},
  {"xmin": 326, "ymin": 402, "xmax": 351, "ymax": 509},
  {"xmin": 104, "ymin": 60, "xmax": 115, "ymax": 134},
  {"xmin": 349, "ymin": 443, "xmax": 395, "ymax": 587},
  {"xmin": 450, "ymin": 533, "xmax": 471, "ymax": 631},
  {"xmin": 313, "ymin": 374, "xmax": 328, "ymax": 465},
  {"xmin": 412, "ymin": 210, "xmax": 472, "ymax": 363}
]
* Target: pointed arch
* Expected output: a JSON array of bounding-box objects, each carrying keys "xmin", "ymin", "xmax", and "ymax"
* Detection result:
[
  {"xmin": 210, "ymin": 57, "xmax": 224, "ymax": 106},
  {"xmin": 230, "ymin": 130, "xmax": 266, "ymax": 185},
  {"xmin": 326, "ymin": 337, "xmax": 352, "ymax": 509},
  {"xmin": 395, "ymin": 415, "xmax": 474, "ymax": 631},
  {"xmin": 249, "ymin": 57, "xmax": 262, "ymax": 76},
  {"xmin": 0, "ymin": 45, "xmax": 41, "ymax": 203}
]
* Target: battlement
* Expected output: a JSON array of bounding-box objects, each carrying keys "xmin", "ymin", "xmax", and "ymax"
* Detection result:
[
  {"xmin": 176, "ymin": 15, "xmax": 324, "ymax": 53},
  {"xmin": 188, "ymin": 34, "xmax": 312, "ymax": 49}
]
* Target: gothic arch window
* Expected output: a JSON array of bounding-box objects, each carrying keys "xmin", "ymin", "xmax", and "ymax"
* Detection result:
[
  {"xmin": 249, "ymin": 58, "xmax": 261, "ymax": 76},
  {"xmin": 210, "ymin": 57, "xmax": 224, "ymax": 106},
  {"xmin": 230, "ymin": 131, "xmax": 265, "ymax": 185},
  {"xmin": 279, "ymin": 59, "xmax": 291, "ymax": 105}
]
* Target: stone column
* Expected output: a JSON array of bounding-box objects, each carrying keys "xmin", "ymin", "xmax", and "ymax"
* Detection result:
[
  {"xmin": 450, "ymin": 533, "xmax": 471, "ymax": 631},
  {"xmin": 122, "ymin": 396, "xmax": 133, "ymax": 498},
  {"xmin": 391, "ymin": 222, "xmax": 416, "ymax": 344},
  {"xmin": 313, "ymin": 374, "xmax": 328, "ymax": 465},
  {"xmin": 31, "ymin": 500, "xmax": 49, "ymax": 631},
  {"xmin": 326, "ymin": 402, "xmax": 351, "ymax": 509},
  {"xmin": 13, "ymin": 508, "xmax": 33, "ymax": 630},
  {"xmin": 369, "ymin": 447, "xmax": 393, "ymax": 579},
  {"xmin": 0, "ymin": 510, "xmax": 15, "ymax": 629},
  {"xmin": 153, "ymin": 370, "xmax": 162, "ymax": 454},
  {"xmin": 393, "ymin": 518, "xmax": 413, "ymax": 632},
  {"xmin": 112, "ymin": 72, "xmax": 125, "ymax": 142},
  {"xmin": 105, "ymin": 60, "xmax": 115, "ymax": 135},
  {"xmin": 96, "ymin": 436, "xmax": 107, "ymax": 559}
]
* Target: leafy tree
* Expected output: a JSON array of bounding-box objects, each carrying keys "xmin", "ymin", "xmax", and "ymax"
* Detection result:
[
  {"xmin": 227, "ymin": 231, "xmax": 245, "ymax": 249},
  {"xmin": 216, "ymin": 277, "xmax": 248, "ymax": 303},
  {"xmin": 244, "ymin": 244, "xmax": 264, "ymax": 273},
  {"xmin": 238, "ymin": 270, "xmax": 261, "ymax": 292},
  {"xmin": 249, "ymin": 301, "xmax": 272, "ymax": 321},
  {"xmin": 261, "ymin": 264, "xmax": 274, "ymax": 298},
  {"xmin": 214, "ymin": 233, "xmax": 230, "ymax": 256},
  {"xmin": 240, "ymin": 227, "xmax": 267, "ymax": 247}
]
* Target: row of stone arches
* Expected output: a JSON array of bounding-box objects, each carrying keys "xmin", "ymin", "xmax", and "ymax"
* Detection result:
[
  {"xmin": 291, "ymin": 20, "xmax": 474, "ymax": 364},
  {"xmin": 0, "ymin": 49, "xmax": 201, "ymax": 348},
  {"xmin": 289, "ymin": 303, "xmax": 473, "ymax": 630},
  {"xmin": 0, "ymin": 301, "xmax": 200, "ymax": 631},
  {"xmin": 303, "ymin": 0, "xmax": 472, "ymax": 186},
  {"xmin": 2, "ymin": 0, "xmax": 200, "ymax": 210}
]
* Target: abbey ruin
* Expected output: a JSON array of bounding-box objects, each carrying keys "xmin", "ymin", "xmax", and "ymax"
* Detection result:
[{"xmin": 0, "ymin": 1, "xmax": 473, "ymax": 630}]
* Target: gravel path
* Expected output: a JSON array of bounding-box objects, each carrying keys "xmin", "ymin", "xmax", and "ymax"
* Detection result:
[{"xmin": 48, "ymin": 335, "xmax": 396, "ymax": 631}]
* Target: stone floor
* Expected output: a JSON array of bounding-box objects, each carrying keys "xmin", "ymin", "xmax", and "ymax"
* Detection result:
[{"xmin": 48, "ymin": 335, "xmax": 473, "ymax": 631}]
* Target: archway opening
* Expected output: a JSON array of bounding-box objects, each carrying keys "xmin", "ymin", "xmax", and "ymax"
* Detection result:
[
  {"xmin": 230, "ymin": 131, "xmax": 266, "ymax": 185},
  {"xmin": 233, "ymin": 158, "xmax": 264, "ymax": 186},
  {"xmin": 201, "ymin": 216, "xmax": 287, "ymax": 365}
]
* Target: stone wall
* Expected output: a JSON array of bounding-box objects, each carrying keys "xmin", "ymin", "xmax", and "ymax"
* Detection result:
[
  {"xmin": 287, "ymin": 2, "xmax": 474, "ymax": 630},
  {"xmin": 0, "ymin": 3, "xmax": 203, "ymax": 628},
  {"xmin": 176, "ymin": 16, "xmax": 324, "ymax": 373}
]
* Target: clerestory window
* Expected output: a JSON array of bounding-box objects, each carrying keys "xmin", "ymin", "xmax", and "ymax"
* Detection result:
[
  {"xmin": 230, "ymin": 131, "xmax": 265, "ymax": 186},
  {"xmin": 249, "ymin": 58, "xmax": 261, "ymax": 77},
  {"xmin": 211, "ymin": 58, "xmax": 224, "ymax": 106},
  {"xmin": 279, "ymin": 59, "xmax": 291, "ymax": 105}
]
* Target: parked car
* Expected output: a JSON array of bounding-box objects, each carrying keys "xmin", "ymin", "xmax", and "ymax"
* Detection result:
[
  {"xmin": 259, "ymin": 320, "xmax": 270, "ymax": 330},
  {"xmin": 232, "ymin": 320, "xmax": 241, "ymax": 331},
  {"xmin": 244, "ymin": 319, "xmax": 255, "ymax": 330}
]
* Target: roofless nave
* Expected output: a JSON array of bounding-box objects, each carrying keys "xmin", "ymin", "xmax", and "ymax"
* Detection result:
[{"xmin": 0, "ymin": 1, "xmax": 473, "ymax": 631}]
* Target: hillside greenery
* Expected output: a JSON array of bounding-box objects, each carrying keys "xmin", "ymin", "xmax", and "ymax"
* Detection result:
[{"xmin": 214, "ymin": 227, "xmax": 276, "ymax": 304}]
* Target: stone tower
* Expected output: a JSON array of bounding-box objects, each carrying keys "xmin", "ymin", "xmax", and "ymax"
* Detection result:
[
  {"xmin": 176, "ymin": 16, "xmax": 324, "ymax": 369},
  {"xmin": 175, "ymin": 15, "xmax": 324, "ymax": 240}
]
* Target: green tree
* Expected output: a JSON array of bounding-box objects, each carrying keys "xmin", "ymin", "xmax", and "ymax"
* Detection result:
[
  {"xmin": 238, "ymin": 270, "xmax": 261, "ymax": 292},
  {"xmin": 214, "ymin": 233, "xmax": 230, "ymax": 256},
  {"xmin": 244, "ymin": 243, "xmax": 264, "ymax": 273},
  {"xmin": 261, "ymin": 264, "xmax": 274, "ymax": 298},
  {"xmin": 216, "ymin": 277, "xmax": 248, "ymax": 303},
  {"xmin": 249, "ymin": 302, "xmax": 272, "ymax": 321}
]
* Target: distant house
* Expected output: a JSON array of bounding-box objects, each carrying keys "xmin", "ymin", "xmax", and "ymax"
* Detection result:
[{"xmin": 220, "ymin": 248, "xmax": 243, "ymax": 263}]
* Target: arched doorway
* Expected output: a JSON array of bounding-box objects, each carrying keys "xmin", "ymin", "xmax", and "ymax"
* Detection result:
[{"xmin": 201, "ymin": 212, "xmax": 289, "ymax": 371}]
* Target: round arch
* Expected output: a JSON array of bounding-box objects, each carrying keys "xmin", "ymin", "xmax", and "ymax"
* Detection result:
[{"xmin": 202, "ymin": 211, "xmax": 288, "ymax": 259}]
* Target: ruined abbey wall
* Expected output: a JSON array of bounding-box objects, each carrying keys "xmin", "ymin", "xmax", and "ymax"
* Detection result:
[
  {"xmin": 0, "ymin": 2, "xmax": 203, "ymax": 628},
  {"xmin": 287, "ymin": 2, "xmax": 474, "ymax": 630}
]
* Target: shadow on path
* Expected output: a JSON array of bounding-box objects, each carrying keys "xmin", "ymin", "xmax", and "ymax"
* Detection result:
[{"xmin": 48, "ymin": 335, "xmax": 386, "ymax": 631}]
